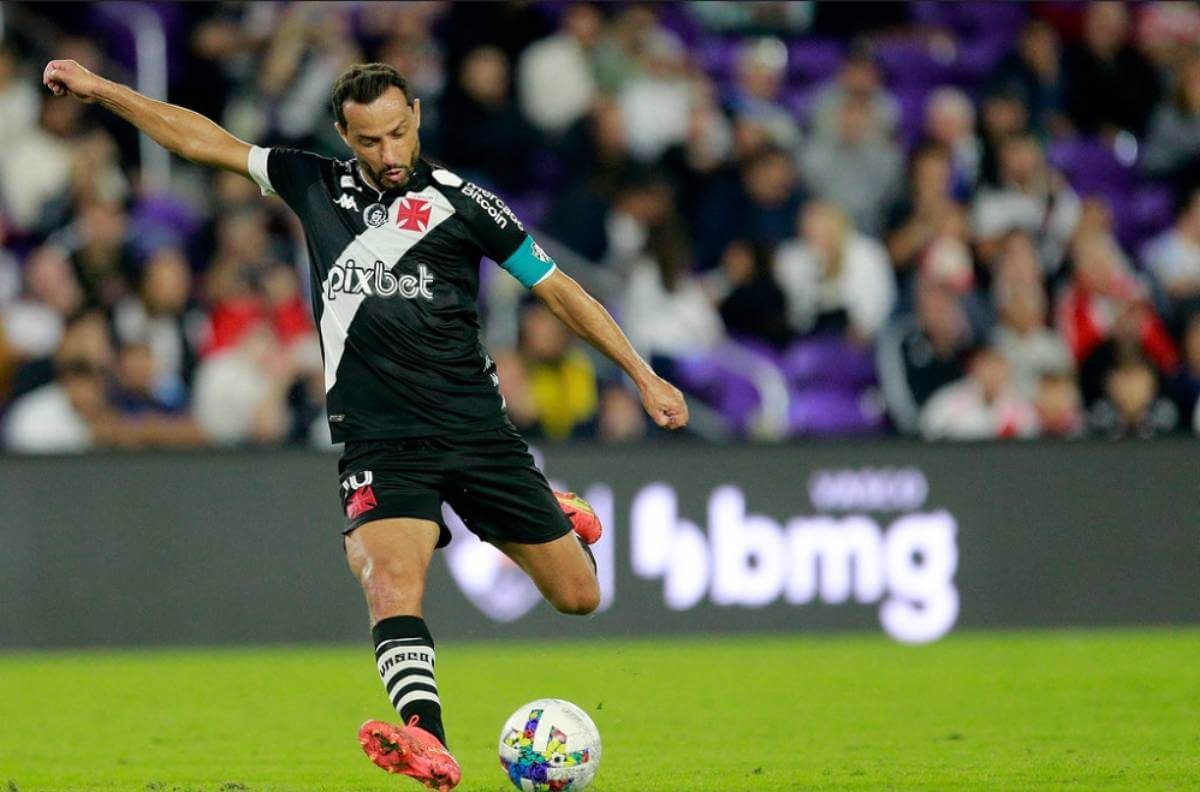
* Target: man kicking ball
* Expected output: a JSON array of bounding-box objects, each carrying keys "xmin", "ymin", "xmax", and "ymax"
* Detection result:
[{"xmin": 43, "ymin": 60, "xmax": 688, "ymax": 790}]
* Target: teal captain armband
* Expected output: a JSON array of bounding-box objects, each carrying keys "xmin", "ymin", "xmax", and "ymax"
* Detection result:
[{"xmin": 500, "ymin": 235, "xmax": 557, "ymax": 288}]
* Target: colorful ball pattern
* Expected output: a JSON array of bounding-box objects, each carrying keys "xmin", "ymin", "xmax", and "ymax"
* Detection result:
[{"xmin": 498, "ymin": 698, "xmax": 601, "ymax": 791}]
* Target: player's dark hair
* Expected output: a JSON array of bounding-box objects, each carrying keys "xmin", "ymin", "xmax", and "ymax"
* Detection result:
[{"xmin": 331, "ymin": 63, "xmax": 413, "ymax": 128}]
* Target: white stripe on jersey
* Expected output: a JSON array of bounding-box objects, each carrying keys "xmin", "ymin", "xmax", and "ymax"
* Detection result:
[
  {"xmin": 247, "ymin": 145, "xmax": 274, "ymax": 196},
  {"xmin": 319, "ymin": 187, "xmax": 455, "ymax": 392}
]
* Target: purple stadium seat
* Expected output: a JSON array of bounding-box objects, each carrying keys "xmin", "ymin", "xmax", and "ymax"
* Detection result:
[
  {"xmin": 783, "ymin": 83, "xmax": 824, "ymax": 124},
  {"xmin": 130, "ymin": 193, "xmax": 202, "ymax": 259},
  {"xmin": 1114, "ymin": 185, "xmax": 1175, "ymax": 254},
  {"xmin": 728, "ymin": 336, "xmax": 783, "ymax": 367},
  {"xmin": 657, "ymin": 3, "xmax": 703, "ymax": 47},
  {"xmin": 787, "ymin": 39, "xmax": 844, "ymax": 85},
  {"xmin": 781, "ymin": 336, "xmax": 877, "ymax": 391},
  {"xmin": 876, "ymin": 41, "xmax": 953, "ymax": 87},
  {"xmin": 671, "ymin": 340, "xmax": 799, "ymax": 435},
  {"xmin": 697, "ymin": 37, "xmax": 738, "ymax": 83},
  {"xmin": 893, "ymin": 83, "xmax": 932, "ymax": 151},
  {"xmin": 1047, "ymin": 138, "xmax": 1135, "ymax": 200},
  {"xmin": 1129, "ymin": 185, "xmax": 1175, "ymax": 239},
  {"xmin": 673, "ymin": 354, "xmax": 761, "ymax": 433},
  {"xmin": 911, "ymin": 1, "xmax": 1026, "ymax": 44},
  {"xmin": 954, "ymin": 38, "xmax": 1014, "ymax": 85},
  {"xmin": 788, "ymin": 387, "xmax": 885, "ymax": 436}
]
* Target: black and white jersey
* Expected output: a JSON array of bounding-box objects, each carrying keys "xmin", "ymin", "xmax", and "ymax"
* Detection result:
[{"xmin": 246, "ymin": 147, "xmax": 557, "ymax": 443}]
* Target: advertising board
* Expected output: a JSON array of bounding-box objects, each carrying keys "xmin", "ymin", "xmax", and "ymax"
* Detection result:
[{"xmin": 0, "ymin": 441, "xmax": 1196, "ymax": 648}]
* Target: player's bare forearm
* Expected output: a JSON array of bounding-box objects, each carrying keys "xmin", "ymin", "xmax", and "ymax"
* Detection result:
[
  {"xmin": 92, "ymin": 81, "xmax": 249, "ymax": 171},
  {"xmin": 42, "ymin": 59, "xmax": 251, "ymax": 175},
  {"xmin": 532, "ymin": 269, "xmax": 689, "ymax": 429},
  {"xmin": 534, "ymin": 270, "xmax": 653, "ymax": 385}
]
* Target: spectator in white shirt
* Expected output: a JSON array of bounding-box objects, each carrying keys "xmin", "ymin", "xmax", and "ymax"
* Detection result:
[
  {"xmin": 0, "ymin": 95, "xmax": 78, "ymax": 233},
  {"xmin": 809, "ymin": 47, "xmax": 899, "ymax": 145},
  {"xmin": 991, "ymin": 279, "xmax": 1073, "ymax": 400},
  {"xmin": 920, "ymin": 345, "xmax": 1038, "ymax": 440},
  {"xmin": 972, "ymin": 134, "xmax": 1081, "ymax": 273},
  {"xmin": 923, "ymin": 87, "xmax": 982, "ymax": 191},
  {"xmin": 774, "ymin": 200, "xmax": 896, "ymax": 342},
  {"xmin": 0, "ymin": 43, "xmax": 39, "ymax": 152},
  {"xmin": 618, "ymin": 30, "xmax": 693, "ymax": 162},
  {"xmin": 801, "ymin": 94, "xmax": 904, "ymax": 236},
  {"xmin": 3, "ymin": 310, "xmax": 113, "ymax": 452},
  {"xmin": 3, "ymin": 358, "xmax": 103, "ymax": 452},
  {"xmin": 517, "ymin": 3, "xmax": 603, "ymax": 137},
  {"xmin": 190, "ymin": 322, "xmax": 297, "ymax": 446},
  {"xmin": 621, "ymin": 226, "xmax": 724, "ymax": 361},
  {"xmin": 3, "ymin": 245, "xmax": 83, "ymax": 362},
  {"xmin": 727, "ymin": 37, "xmax": 800, "ymax": 151},
  {"xmin": 113, "ymin": 247, "xmax": 202, "ymax": 401},
  {"xmin": 1141, "ymin": 188, "xmax": 1200, "ymax": 320}
]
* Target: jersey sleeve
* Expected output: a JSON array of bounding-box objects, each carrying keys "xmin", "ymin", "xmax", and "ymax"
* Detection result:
[
  {"xmin": 247, "ymin": 145, "xmax": 325, "ymax": 208},
  {"xmin": 497, "ymin": 234, "xmax": 558, "ymax": 288},
  {"xmin": 449, "ymin": 176, "xmax": 558, "ymax": 288}
]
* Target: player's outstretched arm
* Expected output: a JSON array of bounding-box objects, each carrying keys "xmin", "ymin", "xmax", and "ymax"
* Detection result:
[
  {"xmin": 43, "ymin": 59, "xmax": 252, "ymax": 176},
  {"xmin": 532, "ymin": 269, "xmax": 689, "ymax": 430}
]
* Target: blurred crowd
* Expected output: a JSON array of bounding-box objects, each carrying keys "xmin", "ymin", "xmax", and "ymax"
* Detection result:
[{"xmin": 2, "ymin": 0, "xmax": 1200, "ymax": 452}]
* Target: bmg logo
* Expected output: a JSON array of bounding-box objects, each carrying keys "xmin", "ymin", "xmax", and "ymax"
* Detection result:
[
  {"xmin": 631, "ymin": 483, "xmax": 959, "ymax": 644},
  {"xmin": 326, "ymin": 259, "xmax": 433, "ymax": 301}
]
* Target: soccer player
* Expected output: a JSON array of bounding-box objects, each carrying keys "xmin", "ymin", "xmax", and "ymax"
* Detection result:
[{"xmin": 43, "ymin": 60, "xmax": 688, "ymax": 790}]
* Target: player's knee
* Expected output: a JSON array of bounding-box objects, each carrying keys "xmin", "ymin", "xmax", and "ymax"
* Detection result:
[
  {"xmin": 552, "ymin": 580, "xmax": 600, "ymax": 616},
  {"xmin": 358, "ymin": 557, "xmax": 421, "ymax": 613}
]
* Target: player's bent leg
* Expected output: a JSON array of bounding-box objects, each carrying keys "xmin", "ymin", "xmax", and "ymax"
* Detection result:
[
  {"xmin": 345, "ymin": 518, "xmax": 460, "ymax": 788},
  {"xmin": 496, "ymin": 531, "xmax": 601, "ymax": 616}
]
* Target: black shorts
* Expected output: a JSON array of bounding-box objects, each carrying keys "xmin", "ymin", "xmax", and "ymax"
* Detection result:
[{"xmin": 337, "ymin": 425, "xmax": 572, "ymax": 549}]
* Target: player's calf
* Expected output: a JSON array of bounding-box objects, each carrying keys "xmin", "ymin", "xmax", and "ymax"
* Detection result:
[
  {"xmin": 344, "ymin": 519, "xmax": 450, "ymax": 753},
  {"xmin": 496, "ymin": 529, "xmax": 601, "ymax": 617}
]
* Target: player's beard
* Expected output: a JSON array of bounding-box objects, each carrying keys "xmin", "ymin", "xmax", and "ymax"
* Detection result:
[{"xmin": 367, "ymin": 142, "xmax": 421, "ymax": 191}]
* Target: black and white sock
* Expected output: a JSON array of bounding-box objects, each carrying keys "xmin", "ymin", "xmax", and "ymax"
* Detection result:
[{"xmin": 372, "ymin": 615, "xmax": 446, "ymax": 747}]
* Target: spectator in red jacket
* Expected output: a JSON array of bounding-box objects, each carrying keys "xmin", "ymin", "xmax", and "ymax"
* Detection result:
[{"xmin": 1055, "ymin": 232, "xmax": 1178, "ymax": 392}]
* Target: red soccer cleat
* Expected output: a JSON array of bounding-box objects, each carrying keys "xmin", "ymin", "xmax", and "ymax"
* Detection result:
[
  {"xmin": 555, "ymin": 490, "xmax": 602, "ymax": 545},
  {"xmin": 358, "ymin": 716, "xmax": 461, "ymax": 791}
]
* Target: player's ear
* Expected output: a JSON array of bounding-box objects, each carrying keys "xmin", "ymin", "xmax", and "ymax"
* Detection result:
[{"xmin": 334, "ymin": 121, "xmax": 349, "ymax": 148}]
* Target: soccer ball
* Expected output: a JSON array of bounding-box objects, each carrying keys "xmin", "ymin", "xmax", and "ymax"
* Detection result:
[{"xmin": 498, "ymin": 698, "xmax": 601, "ymax": 791}]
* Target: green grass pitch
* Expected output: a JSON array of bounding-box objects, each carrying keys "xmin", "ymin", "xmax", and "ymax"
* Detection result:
[{"xmin": 1, "ymin": 629, "xmax": 1198, "ymax": 791}]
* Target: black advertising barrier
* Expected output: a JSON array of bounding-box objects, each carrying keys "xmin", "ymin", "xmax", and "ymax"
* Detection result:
[{"xmin": 0, "ymin": 440, "xmax": 1197, "ymax": 648}]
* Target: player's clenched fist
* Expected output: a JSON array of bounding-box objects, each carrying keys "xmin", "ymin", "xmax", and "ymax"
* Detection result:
[
  {"xmin": 640, "ymin": 376, "xmax": 689, "ymax": 430},
  {"xmin": 43, "ymin": 59, "xmax": 104, "ymax": 102}
]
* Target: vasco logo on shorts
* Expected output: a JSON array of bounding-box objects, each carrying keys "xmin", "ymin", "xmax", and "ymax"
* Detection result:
[
  {"xmin": 341, "ymin": 470, "xmax": 373, "ymax": 493},
  {"xmin": 342, "ymin": 471, "xmax": 377, "ymax": 519},
  {"xmin": 325, "ymin": 259, "xmax": 434, "ymax": 301}
]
